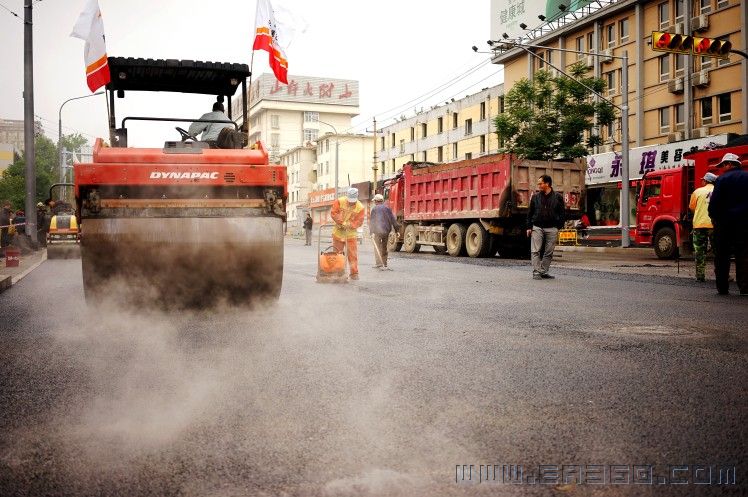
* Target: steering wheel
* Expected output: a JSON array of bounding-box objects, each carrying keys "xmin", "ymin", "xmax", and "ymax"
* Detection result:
[{"xmin": 175, "ymin": 126, "xmax": 199, "ymax": 142}]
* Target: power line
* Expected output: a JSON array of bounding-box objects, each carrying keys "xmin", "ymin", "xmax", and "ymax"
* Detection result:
[{"xmin": 0, "ymin": 1, "xmax": 21, "ymax": 20}]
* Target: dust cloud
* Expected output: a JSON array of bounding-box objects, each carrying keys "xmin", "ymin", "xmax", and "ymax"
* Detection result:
[{"xmin": 2, "ymin": 269, "xmax": 482, "ymax": 496}]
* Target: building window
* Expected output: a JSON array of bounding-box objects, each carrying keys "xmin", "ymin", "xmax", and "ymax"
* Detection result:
[
  {"xmin": 391, "ymin": 133, "xmax": 395, "ymax": 147},
  {"xmin": 675, "ymin": 103, "xmax": 685, "ymax": 130},
  {"xmin": 380, "ymin": 136, "xmax": 385, "ymax": 151},
  {"xmin": 675, "ymin": 0, "xmax": 685, "ymax": 22},
  {"xmin": 480, "ymin": 102, "xmax": 486, "ymax": 121},
  {"xmin": 410, "ymin": 127, "xmax": 415, "ymax": 141},
  {"xmin": 499, "ymin": 96, "xmax": 505, "ymax": 113},
  {"xmin": 380, "ymin": 161, "xmax": 385, "ymax": 173},
  {"xmin": 465, "ymin": 118, "xmax": 473, "ymax": 135},
  {"xmin": 718, "ymin": 93, "xmax": 731, "ymax": 122},
  {"xmin": 659, "ymin": 107, "xmax": 670, "ymax": 134},
  {"xmin": 659, "ymin": 56, "xmax": 670, "ymax": 82},
  {"xmin": 674, "ymin": 54, "xmax": 685, "ymax": 77},
  {"xmin": 465, "ymin": 153, "xmax": 472, "ymax": 160},
  {"xmin": 605, "ymin": 24, "xmax": 615, "ymax": 48},
  {"xmin": 391, "ymin": 159, "xmax": 396, "ymax": 174},
  {"xmin": 718, "ymin": 52, "xmax": 731, "ymax": 67},
  {"xmin": 619, "ymin": 18, "xmax": 629, "ymax": 43},
  {"xmin": 699, "ymin": 0, "xmax": 711, "ymax": 14},
  {"xmin": 586, "ymin": 32, "xmax": 594, "ymax": 52},
  {"xmin": 701, "ymin": 97, "xmax": 713, "ymax": 125},
  {"xmin": 701, "ymin": 56, "xmax": 713, "ymax": 71},
  {"xmin": 303, "ymin": 128, "xmax": 318, "ymax": 142},
  {"xmin": 271, "ymin": 133, "xmax": 279, "ymax": 148},
  {"xmin": 437, "ymin": 146, "xmax": 444, "ymax": 162},
  {"xmin": 575, "ymin": 36, "xmax": 585, "ymax": 59},
  {"xmin": 399, "ymin": 139, "xmax": 405, "ymax": 153},
  {"xmin": 410, "ymin": 154, "xmax": 415, "ymax": 161},
  {"xmin": 452, "ymin": 112, "xmax": 458, "ymax": 129},
  {"xmin": 716, "ymin": 0, "xmax": 728, "ymax": 7},
  {"xmin": 303, "ymin": 111, "xmax": 318, "ymax": 123},
  {"xmin": 658, "ymin": 2, "xmax": 670, "ymax": 29},
  {"xmin": 606, "ymin": 71, "xmax": 615, "ymax": 95},
  {"xmin": 545, "ymin": 50, "xmax": 552, "ymax": 66},
  {"xmin": 437, "ymin": 117, "xmax": 444, "ymax": 133},
  {"xmin": 325, "ymin": 161, "xmax": 329, "ymax": 175},
  {"xmin": 452, "ymin": 142, "xmax": 458, "ymax": 159},
  {"xmin": 421, "ymin": 151, "xmax": 427, "ymax": 161},
  {"xmin": 421, "ymin": 123, "xmax": 427, "ymax": 137},
  {"xmin": 271, "ymin": 115, "xmax": 280, "ymax": 129},
  {"xmin": 480, "ymin": 135, "xmax": 486, "ymax": 154},
  {"xmin": 538, "ymin": 51, "xmax": 545, "ymax": 69}
]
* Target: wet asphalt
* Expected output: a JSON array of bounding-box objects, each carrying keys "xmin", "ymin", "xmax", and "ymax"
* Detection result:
[{"xmin": 0, "ymin": 240, "xmax": 746, "ymax": 496}]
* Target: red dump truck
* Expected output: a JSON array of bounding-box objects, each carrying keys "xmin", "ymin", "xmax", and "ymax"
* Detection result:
[
  {"xmin": 383, "ymin": 154, "xmax": 585, "ymax": 257},
  {"xmin": 635, "ymin": 143, "xmax": 748, "ymax": 258}
]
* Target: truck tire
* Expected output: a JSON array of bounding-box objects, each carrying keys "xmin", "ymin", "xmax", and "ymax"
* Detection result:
[
  {"xmin": 387, "ymin": 231, "xmax": 402, "ymax": 252},
  {"xmin": 446, "ymin": 223, "xmax": 467, "ymax": 257},
  {"xmin": 402, "ymin": 224, "xmax": 420, "ymax": 253},
  {"xmin": 466, "ymin": 222, "xmax": 490, "ymax": 258},
  {"xmin": 654, "ymin": 226, "xmax": 678, "ymax": 259}
]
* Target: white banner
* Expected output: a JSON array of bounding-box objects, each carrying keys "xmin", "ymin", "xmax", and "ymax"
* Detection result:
[{"xmin": 585, "ymin": 135, "xmax": 730, "ymax": 185}]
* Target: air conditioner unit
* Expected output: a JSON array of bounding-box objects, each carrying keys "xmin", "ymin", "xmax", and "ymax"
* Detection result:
[
  {"xmin": 602, "ymin": 49, "xmax": 614, "ymax": 63},
  {"xmin": 691, "ymin": 14, "xmax": 709, "ymax": 32},
  {"xmin": 674, "ymin": 22, "xmax": 685, "ymax": 34},
  {"xmin": 585, "ymin": 55, "xmax": 595, "ymax": 69},
  {"xmin": 691, "ymin": 69, "xmax": 710, "ymax": 87},
  {"xmin": 668, "ymin": 77, "xmax": 684, "ymax": 93},
  {"xmin": 692, "ymin": 127, "xmax": 709, "ymax": 139},
  {"xmin": 667, "ymin": 131, "xmax": 685, "ymax": 143},
  {"xmin": 600, "ymin": 144, "xmax": 614, "ymax": 153}
]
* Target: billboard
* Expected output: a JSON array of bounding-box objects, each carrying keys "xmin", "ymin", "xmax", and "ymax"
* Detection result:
[
  {"xmin": 584, "ymin": 135, "xmax": 730, "ymax": 186},
  {"xmin": 249, "ymin": 73, "xmax": 359, "ymax": 108},
  {"xmin": 490, "ymin": 0, "xmax": 594, "ymax": 41}
]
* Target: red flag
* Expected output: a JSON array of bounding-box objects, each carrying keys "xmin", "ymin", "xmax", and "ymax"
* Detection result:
[
  {"xmin": 253, "ymin": 0, "xmax": 289, "ymax": 84},
  {"xmin": 71, "ymin": 0, "xmax": 111, "ymax": 92}
]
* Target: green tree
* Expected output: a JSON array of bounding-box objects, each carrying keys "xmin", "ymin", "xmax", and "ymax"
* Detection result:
[
  {"xmin": 494, "ymin": 62, "xmax": 616, "ymax": 161},
  {"xmin": 0, "ymin": 135, "xmax": 58, "ymax": 210}
]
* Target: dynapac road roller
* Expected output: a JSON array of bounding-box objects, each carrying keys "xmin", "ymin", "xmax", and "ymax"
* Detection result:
[{"xmin": 74, "ymin": 58, "xmax": 286, "ymax": 307}]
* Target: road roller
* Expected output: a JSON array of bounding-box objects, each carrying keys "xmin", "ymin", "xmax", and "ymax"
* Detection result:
[{"xmin": 73, "ymin": 58, "xmax": 287, "ymax": 308}]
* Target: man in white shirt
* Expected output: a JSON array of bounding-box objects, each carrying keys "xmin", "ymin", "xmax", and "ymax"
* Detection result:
[{"xmin": 188, "ymin": 101, "xmax": 233, "ymax": 144}]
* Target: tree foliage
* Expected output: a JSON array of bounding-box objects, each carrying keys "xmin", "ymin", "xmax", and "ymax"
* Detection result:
[
  {"xmin": 0, "ymin": 133, "xmax": 89, "ymax": 210},
  {"xmin": 494, "ymin": 62, "xmax": 616, "ymax": 161}
]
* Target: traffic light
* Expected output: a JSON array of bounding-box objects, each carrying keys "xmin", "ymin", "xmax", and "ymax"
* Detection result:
[
  {"xmin": 651, "ymin": 31, "xmax": 732, "ymax": 59},
  {"xmin": 692, "ymin": 36, "xmax": 732, "ymax": 58}
]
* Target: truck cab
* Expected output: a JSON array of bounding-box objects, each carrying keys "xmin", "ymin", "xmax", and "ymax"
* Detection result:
[{"xmin": 635, "ymin": 143, "xmax": 748, "ymax": 258}]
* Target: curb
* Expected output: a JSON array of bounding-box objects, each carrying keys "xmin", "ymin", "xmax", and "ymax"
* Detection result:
[{"xmin": 0, "ymin": 250, "xmax": 47, "ymax": 294}]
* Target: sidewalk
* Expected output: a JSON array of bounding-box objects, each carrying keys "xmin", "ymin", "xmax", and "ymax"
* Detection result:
[{"xmin": 0, "ymin": 248, "xmax": 46, "ymax": 293}]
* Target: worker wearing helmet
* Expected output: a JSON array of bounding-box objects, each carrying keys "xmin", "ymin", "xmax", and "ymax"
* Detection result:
[{"xmin": 331, "ymin": 187, "xmax": 365, "ymax": 280}]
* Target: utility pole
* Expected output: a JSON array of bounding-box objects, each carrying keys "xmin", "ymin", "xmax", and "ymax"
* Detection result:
[
  {"xmin": 23, "ymin": 0, "xmax": 37, "ymax": 245},
  {"xmin": 372, "ymin": 117, "xmax": 378, "ymax": 196}
]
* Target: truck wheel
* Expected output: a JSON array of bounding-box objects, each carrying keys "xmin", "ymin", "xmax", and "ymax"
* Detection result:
[
  {"xmin": 402, "ymin": 224, "xmax": 420, "ymax": 253},
  {"xmin": 446, "ymin": 223, "xmax": 467, "ymax": 256},
  {"xmin": 654, "ymin": 226, "xmax": 678, "ymax": 259},
  {"xmin": 387, "ymin": 231, "xmax": 402, "ymax": 252},
  {"xmin": 466, "ymin": 223, "xmax": 491, "ymax": 258}
]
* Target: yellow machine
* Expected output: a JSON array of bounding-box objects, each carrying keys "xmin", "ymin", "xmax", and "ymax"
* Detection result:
[{"xmin": 47, "ymin": 183, "xmax": 81, "ymax": 259}]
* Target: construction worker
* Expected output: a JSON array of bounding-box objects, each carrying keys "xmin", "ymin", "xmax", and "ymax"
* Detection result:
[
  {"xmin": 370, "ymin": 193, "xmax": 398, "ymax": 269},
  {"xmin": 331, "ymin": 187, "xmax": 365, "ymax": 280},
  {"xmin": 689, "ymin": 172, "xmax": 717, "ymax": 282}
]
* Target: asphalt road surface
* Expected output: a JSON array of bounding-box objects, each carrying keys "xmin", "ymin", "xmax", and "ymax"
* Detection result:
[{"xmin": 0, "ymin": 240, "xmax": 745, "ymax": 496}]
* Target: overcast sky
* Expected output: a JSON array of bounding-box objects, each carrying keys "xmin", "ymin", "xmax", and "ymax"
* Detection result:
[{"xmin": 0, "ymin": 0, "xmax": 503, "ymax": 147}]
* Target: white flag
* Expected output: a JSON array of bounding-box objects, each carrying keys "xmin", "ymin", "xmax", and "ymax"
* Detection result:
[{"xmin": 71, "ymin": 0, "xmax": 110, "ymax": 92}]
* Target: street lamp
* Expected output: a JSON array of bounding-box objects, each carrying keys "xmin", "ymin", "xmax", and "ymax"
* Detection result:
[
  {"xmin": 488, "ymin": 40, "xmax": 632, "ymax": 247},
  {"xmin": 58, "ymin": 91, "xmax": 105, "ymax": 182},
  {"xmin": 317, "ymin": 119, "xmax": 340, "ymax": 195}
]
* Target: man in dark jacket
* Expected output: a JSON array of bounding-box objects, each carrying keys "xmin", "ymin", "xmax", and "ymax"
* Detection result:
[
  {"xmin": 707, "ymin": 152, "xmax": 748, "ymax": 295},
  {"xmin": 369, "ymin": 193, "xmax": 398, "ymax": 269},
  {"xmin": 526, "ymin": 175, "xmax": 565, "ymax": 280},
  {"xmin": 303, "ymin": 213, "xmax": 313, "ymax": 246}
]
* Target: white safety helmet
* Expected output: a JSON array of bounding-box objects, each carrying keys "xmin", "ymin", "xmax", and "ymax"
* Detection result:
[
  {"xmin": 346, "ymin": 187, "xmax": 359, "ymax": 202},
  {"xmin": 373, "ymin": 194, "xmax": 384, "ymax": 202}
]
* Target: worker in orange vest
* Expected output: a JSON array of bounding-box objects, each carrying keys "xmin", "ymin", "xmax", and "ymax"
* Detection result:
[{"xmin": 331, "ymin": 187, "xmax": 365, "ymax": 280}]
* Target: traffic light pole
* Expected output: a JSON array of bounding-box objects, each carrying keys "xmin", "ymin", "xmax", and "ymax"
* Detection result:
[{"xmin": 493, "ymin": 41, "xmax": 632, "ymax": 247}]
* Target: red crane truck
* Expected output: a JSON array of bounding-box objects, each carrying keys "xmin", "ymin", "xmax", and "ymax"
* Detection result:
[
  {"xmin": 635, "ymin": 143, "xmax": 748, "ymax": 258},
  {"xmin": 383, "ymin": 154, "xmax": 585, "ymax": 258}
]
